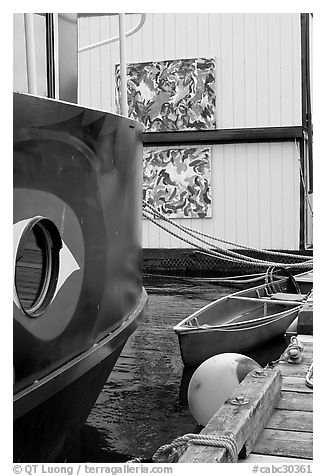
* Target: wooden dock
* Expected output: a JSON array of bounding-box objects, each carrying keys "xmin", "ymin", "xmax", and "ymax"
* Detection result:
[
  {"xmin": 179, "ymin": 333, "xmax": 313, "ymax": 463},
  {"xmin": 250, "ymin": 293, "xmax": 313, "ymax": 462},
  {"xmin": 251, "ymin": 334, "xmax": 313, "ymax": 461},
  {"xmin": 247, "ymin": 297, "xmax": 313, "ymax": 462}
]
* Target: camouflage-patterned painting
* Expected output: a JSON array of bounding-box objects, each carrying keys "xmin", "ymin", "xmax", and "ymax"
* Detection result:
[
  {"xmin": 143, "ymin": 147, "xmax": 212, "ymax": 218},
  {"xmin": 115, "ymin": 58, "xmax": 216, "ymax": 132}
]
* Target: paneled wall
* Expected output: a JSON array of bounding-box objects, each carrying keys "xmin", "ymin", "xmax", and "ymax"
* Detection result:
[
  {"xmin": 78, "ymin": 13, "xmax": 302, "ymax": 250},
  {"xmin": 78, "ymin": 13, "xmax": 302, "ymax": 127},
  {"xmin": 143, "ymin": 142, "xmax": 300, "ymax": 250}
]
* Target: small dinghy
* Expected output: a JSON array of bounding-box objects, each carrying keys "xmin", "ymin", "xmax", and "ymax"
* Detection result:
[{"xmin": 173, "ymin": 268, "xmax": 313, "ymax": 367}]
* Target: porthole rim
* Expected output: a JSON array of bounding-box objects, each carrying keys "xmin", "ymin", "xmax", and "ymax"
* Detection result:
[{"xmin": 14, "ymin": 216, "xmax": 62, "ymax": 318}]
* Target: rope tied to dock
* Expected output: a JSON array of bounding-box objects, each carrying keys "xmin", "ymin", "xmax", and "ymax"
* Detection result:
[
  {"xmin": 151, "ymin": 432, "xmax": 238, "ymax": 463},
  {"xmin": 267, "ymin": 336, "xmax": 304, "ymax": 367},
  {"xmin": 280, "ymin": 336, "xmax": 304, "ymax": 363}
]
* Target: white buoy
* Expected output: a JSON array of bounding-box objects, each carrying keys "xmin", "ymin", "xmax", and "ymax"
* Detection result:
[{"xmin": 188, "ymin": 353, "xmax": 261, "ymax": 426}]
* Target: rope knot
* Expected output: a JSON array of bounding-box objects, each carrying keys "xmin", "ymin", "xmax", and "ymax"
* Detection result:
[
  {"xmin": 152, "ymin": 432, "xmax": 238, "ymax": 463},
  {"xmin": 281, "ymin": 336, "xmax": 304, "ymax": 363}
]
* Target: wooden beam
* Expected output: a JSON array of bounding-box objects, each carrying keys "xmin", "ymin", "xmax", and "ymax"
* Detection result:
[
  {"xmin": 143, "ymin": 126, "xmax": 306, "ymax": 147},
  {"xmin": 300, "ymin": 13, "xmax": 313, "ymax": 194},
  {"xmin": 178, "ymin": 368, "xmax": 282, "ymax": 463}
]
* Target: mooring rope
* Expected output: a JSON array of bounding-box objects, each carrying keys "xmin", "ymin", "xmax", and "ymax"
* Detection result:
[
  {"xmin": 143, "ymin": 209, "xmax": 250, "ymax": 264},
  {"xmin": 143, "ymin": 210, "xmax": 263, "ymax": 266},
  {"xmin": 143, "ymin": 199, "xmax": 312, "ymax": 262},
  {"xmin": 144, "ymin": 206, "xmax": 266, "ymax": 264},
  {"xmin": 143, "ymin": 208, "xmax": 313, "ymax": 269},
  {"xmin": 144, "ymin": 271, "xmax": 269, "ymax": 285}
]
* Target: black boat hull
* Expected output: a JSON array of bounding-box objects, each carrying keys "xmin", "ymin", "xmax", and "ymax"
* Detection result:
[
  {"xmin": 13, "ymin": 93, "xmax": 147, "ymax": 461},
  {"xmin": 14, "ymin": 346, "xmax": 124, "ymax": 462}
]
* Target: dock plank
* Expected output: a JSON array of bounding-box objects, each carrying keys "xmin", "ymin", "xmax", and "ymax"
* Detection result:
[
  {"xmin": 276, "ymin": 391, "xmax": 313, "ymax": 412},
  {"xmin": 281, "ymin": 376, "xmax": 313, "ymax": 393},
  {"xmin": 298, "ymin": 340, "xmax": 313, "ymax": 348},
  {"xmin": 239, "ymin": 454, "xmax": 312, "ymax": 463},
  {"xmin": 253, "ymin": 429, "xmax": 313, "ymax": 459},
  {"xmin": 276, "ymin": 362, "xmax": 312, "ymax": 377},
  {"xmin": 266, "ymin": 409, "xmax": 313, "ymax": 432},
  {"xmin": 297, "ymin": 334, "xmax": 313, "ymax": 344}
]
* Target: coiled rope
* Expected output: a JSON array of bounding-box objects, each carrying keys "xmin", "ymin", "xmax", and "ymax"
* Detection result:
[
  {"xmin": 128, "ymin": 433, "xmax": 238, "ymax": 463},
  {"xmin": 143, "ymin": 202, "xmax": 313, "ymax": 269}
]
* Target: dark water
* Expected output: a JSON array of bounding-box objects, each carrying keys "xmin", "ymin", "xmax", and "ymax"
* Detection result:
[{"xmin": 79, "ymin": 277, "xmax": 287, "ymax": 462}]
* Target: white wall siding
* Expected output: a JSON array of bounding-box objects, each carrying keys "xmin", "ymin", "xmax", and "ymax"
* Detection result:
[
  {"xmin": 143, "ymin": 142, "xmax": 300, "ymax": 250},
  {"xmin": 78, "ymin": 13, "xmax": 302, "ymax": 127},
  {"xmin": 78, "ymin": 13, "xmax": 302, "ymax": 250},
  {"xmin": 13, "ymin": 13, "xmax": 48, "ymax": 96}
]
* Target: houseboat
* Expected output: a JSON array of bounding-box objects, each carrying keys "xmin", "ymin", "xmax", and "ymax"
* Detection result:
[{"xmin": 13, "ymin": 13, "xmax": 147, "ymax": 461}]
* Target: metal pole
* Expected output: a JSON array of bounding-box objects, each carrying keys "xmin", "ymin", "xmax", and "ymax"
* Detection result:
[
  {"xmin": 24, "ymin": 13, "xmax": 38, "ymax": 94},
  {"xmin": 78, "ymin": 14, "xmax": 146, "ymax": 53},
  {"xmin": 118, "ymin": 13, "xmax": 128, "ymax": 116},
  {"xmin": 45, "ymin": 13, "xmax": 55, "ymax": 98}
]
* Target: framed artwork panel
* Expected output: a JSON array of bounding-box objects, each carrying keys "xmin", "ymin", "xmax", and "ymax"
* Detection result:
[
  {"xmin": 143, "ymin": 146, "xmax": 212, "ymax": 219},
  {"xmin": 116, "ymin": 57, "xmax": 216, "ymax": 132}
]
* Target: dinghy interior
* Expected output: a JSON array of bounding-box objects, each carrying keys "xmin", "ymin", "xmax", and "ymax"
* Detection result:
[{"xmin": 173, "ymin": 268, "xmax": 313, "ymax": 367}]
